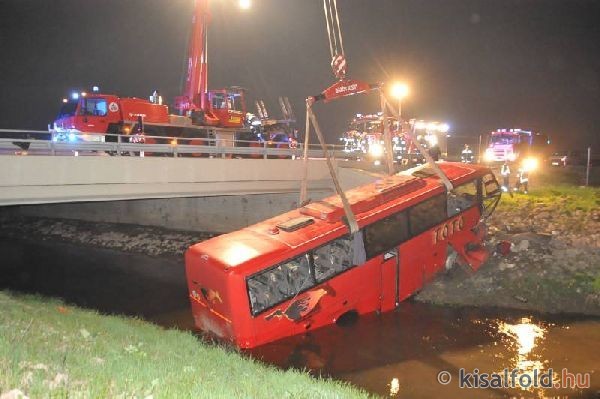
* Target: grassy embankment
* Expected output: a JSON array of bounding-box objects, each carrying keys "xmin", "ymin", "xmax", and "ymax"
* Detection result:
[
  {"xmin": 498, "ymin": 182, "xmax": 599, "ymax": 213},
  {"xmin": 0, "ymin": 291, "xmax": 369, "ymax": 398}
]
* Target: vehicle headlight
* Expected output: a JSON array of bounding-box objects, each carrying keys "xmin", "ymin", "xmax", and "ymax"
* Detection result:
[
  {"xmin": 369, "ymin": 143, "xmax": 384, "ymax": 157},
  {"xmin": 483, "ymin": 149, "xmax": 494, "ymax": 162},
  {"xmin": 425, "ymin": 134, "xmax": 438, "ymax": 146},
  {"xmin": 522, "ymin": 157, "xmax": 538, "ymax": 172}
]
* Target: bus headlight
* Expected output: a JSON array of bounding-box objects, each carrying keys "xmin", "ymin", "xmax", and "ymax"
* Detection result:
[
  {"xmin": 369, "ymin": 143, "xmax": 384, "ymax": 158},
  {"xmin": 522, "ymin": 157, "xmax": 538, "ymax": 172}
]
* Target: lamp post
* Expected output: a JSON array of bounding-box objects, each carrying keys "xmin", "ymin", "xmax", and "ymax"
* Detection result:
[{"xmin": 390, "ymin": 82, "xmax": 410, "ymax": 123}]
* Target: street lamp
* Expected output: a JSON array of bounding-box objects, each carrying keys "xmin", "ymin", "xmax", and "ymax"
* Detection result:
[
  {"xmin": 238, "ymin": 0, "xmax": 251, "ymax": 9},
  {"xmin": 390, "ymin": 82, "xmax": 409, "ymax": 121}
]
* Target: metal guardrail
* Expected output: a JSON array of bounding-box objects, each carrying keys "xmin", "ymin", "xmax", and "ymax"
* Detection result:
[{"xmin": 0, "ymin": 129, "xmax": 351, "ymax": 160}]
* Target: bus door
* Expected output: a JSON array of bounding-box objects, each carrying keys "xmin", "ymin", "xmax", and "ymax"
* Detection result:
[{"xmin": 380, "ymin": 248, "xmax": 400, "ymax": 311}]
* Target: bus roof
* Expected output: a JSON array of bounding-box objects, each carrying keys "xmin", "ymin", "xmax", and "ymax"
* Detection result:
[{"xmin": 186, "ymin": 162, "xmax": 491, "ymax": 274}]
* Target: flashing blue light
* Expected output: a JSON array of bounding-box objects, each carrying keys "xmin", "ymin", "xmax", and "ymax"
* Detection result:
[
  {"xmin": 92, "ymin": 86, "xmax": 99, "ymax": 93},
  {"xmin": 68, "ymin": 133, "xmax": 77, "ymax": 142},
  {"xmin": 71, "ymin": 92, "xmax": 79, "ymax": 100}
]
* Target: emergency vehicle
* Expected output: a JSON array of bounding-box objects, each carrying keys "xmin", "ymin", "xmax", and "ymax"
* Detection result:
[
  {"xmin": 51, "ymin": 0, "xmax": 294, "ymax": 152},
  {"xmin": 483, "ymin": 129, "xmax": 549, "ymax": 164},
  {"xmin": 340, "ymin": 114, "xmax": 434, "ymax": 165},
  {"xmin": 185, "ymin": 162, "xmax": 501, "ymax": 348}
]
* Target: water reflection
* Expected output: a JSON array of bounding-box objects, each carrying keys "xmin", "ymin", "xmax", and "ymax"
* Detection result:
[
  {"xmin": 252, "ymin": 307, "xmax": 599, "ymax": 398},
  {"xmin": 496, "ymin": 317, "xmax": 550, "ymax": 391}
]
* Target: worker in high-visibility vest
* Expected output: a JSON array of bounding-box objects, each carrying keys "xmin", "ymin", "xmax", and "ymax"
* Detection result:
[
  {"xmin": 515, "ymin": 166, "xmax": 529, "ymax": 194},
  {"xmin": 461, "ymin": 144, "xmax": 474, "ymax": 163},
  {"xmin": 500, "ymin": 161, "xmax": 511, "ymax": 192}
]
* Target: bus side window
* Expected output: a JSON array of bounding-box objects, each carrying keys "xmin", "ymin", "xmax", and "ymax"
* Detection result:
[
  {"xmin": 247, "ymin": 254, "xmax": 311, "ymax": 315},
  {"xmin": 313, "ymin": 236, "xmax": 354, "ymax": 283},
  {"xmin": 364, "ymin": 211, "xmax": 409, "ymax": 259},
  {"xmin": 447, "ymin": 181, "xmax": 478, "ymax": 217},
  {"xmin": 409, "ymin": 195, "xmax": 447, "ymax": 236}
]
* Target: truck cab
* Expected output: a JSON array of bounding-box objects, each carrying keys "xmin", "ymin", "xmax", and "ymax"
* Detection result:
[
  {"xmin": 207, "ymin": 88, "xmax": 246, "ymax": 128},
  {"xmin": 51, "ymin": 93, "xmax": 169, "ymax": 141},
  {"xmin": 52, "ymin": 94, "xmax": 120, "ymax": 141}
]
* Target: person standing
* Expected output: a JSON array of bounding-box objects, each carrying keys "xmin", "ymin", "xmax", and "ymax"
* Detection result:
[
  {"xmin": 500, "ymin": 161, "xmax": 511, "ymax": 192},
  {"xmin": 515, "ymin": 166, "xmax": 529, "ymax": 194},
  {"xmin": 461, "ymin": 144, "xmax": 474, "ymax": 163},
  {"xmin": 429, "ymin": 144, "xmax": 441, "ymax": 161}
]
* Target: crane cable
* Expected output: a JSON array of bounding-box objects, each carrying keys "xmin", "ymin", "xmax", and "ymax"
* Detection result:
[{"xmin": 323, "ymin": 0, "xmax": 347, "ymax": 79}]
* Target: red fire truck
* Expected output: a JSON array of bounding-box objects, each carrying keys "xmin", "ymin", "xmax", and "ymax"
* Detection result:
[
  {"xmin": 341, "ymin": 114, "xmax": 445, "ymax": 165},
  {"xmin": 52, "ymin": 88, "xmax": 245, "ymax": 145},
  {"xmin": 185, "ymin": 162, "xmax": 501, "ymax": 348}
]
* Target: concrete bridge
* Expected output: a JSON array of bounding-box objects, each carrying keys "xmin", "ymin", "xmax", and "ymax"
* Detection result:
[{"xmin": 0, "ymin": 155, "xmax": 378, "ymax": 232}]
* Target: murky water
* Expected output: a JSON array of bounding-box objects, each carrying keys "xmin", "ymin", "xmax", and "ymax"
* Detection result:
[{"xmin": 1, "ymin": 238, "xmax": 598, "ymax": 398}]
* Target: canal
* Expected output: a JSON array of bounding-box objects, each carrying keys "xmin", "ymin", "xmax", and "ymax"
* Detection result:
[{"xmin": 1, "ymin": 238, "xmax": 598, "ymax": 398}]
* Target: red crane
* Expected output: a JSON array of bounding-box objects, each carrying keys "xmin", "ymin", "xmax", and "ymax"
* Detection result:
[
  {"xmin": 51, "ymin": 0, "xmax": 247, "ymax": 143},
  {"xmin": 174, "ymin": 0, "xmax": 246, "ymax": 128}
]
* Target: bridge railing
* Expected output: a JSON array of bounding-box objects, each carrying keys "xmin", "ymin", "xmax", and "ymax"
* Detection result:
[{"xmin": 0, "ymin": 129, "xmax": 353, "ymax": 160}]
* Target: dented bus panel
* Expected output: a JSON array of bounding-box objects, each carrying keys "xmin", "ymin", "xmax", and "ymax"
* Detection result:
[{"xmin": 185, "ymin": 162, "xmax": 501, "ymax": 348}]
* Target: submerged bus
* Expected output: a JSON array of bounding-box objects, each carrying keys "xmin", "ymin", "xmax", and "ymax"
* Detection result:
[{"xmin": 185, "ymin": 162, "xmax": 501, "ymax": 348}]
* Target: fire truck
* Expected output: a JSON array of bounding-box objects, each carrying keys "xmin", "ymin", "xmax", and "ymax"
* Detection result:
[
  {"xmin": 341, "ymin": 113, "xmax": 410, "ymax": 164},
  {"xmin": 483, "ymin": 129, "xmax": 549, "ymax": 163},
  {"xmin": 340, "ymin": 114, "xmax": 445, "ymax": 165},
  {"xmin": 50, "ymin": 0, "xmax": 294, "ymax": 152}
]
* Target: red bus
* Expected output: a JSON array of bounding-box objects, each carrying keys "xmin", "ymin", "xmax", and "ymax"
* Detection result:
[{"xmin": 185, "ymin": 162, "xmax": 501, "ymax": 348}]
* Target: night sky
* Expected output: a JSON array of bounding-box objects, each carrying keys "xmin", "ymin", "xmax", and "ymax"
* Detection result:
[{"xmin": 1, "ymin": 0, "xmax": 599, "ymax": 148}]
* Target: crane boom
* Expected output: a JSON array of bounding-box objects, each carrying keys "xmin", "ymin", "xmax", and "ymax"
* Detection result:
[{"xmin": 177, "ymin": 0, "xmax": 210, "ymax": 112}]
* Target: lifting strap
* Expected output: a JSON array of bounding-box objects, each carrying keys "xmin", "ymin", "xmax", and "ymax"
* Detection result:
[
  {"xmin": 380, "ymin": 91, "xmax": 395, "ymax": 175},
  {"xmin": 301, "ymin": 99, "xmax": 359, "ymax": 234},
  {"xmin": 299, "ymin": 103, "xmax": 311, "ymax": 205}
]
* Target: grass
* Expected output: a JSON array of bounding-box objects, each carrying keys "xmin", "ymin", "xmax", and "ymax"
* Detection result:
[
  {"xmin": 495, "ymin": 165, "xmax": 600, "ymax": 212},
  {"xmin": 0, "ymin": 291, "xmax": 370, "ymax": 398},
  {"xmin": 498, "ymin": 183, "xmax": 600, "ymax": 213},
  {"xmin": 593, "ymin": 276, "xmax": 600, "ymax": 293}
]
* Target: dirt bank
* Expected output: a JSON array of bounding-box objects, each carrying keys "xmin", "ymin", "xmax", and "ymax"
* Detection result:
[
  {"xmin": 416, "ymin": 186, "xmax": 600, "ymax": 316},
  {"xmin": 0, "ymin": 215, "xmax": 213, "ymax": 258}
]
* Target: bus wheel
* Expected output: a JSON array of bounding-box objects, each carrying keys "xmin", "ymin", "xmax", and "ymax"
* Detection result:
[
  {"xmin": 335, "ymin": 310, "xmax": 358, "ymax": 327},
  {"xmin": 189, "ymin": 138, "xmax": 209, "ymax": 157}
]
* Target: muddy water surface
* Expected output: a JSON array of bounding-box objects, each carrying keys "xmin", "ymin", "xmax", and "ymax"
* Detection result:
[{"xmin": 1, "ymin": 238, "xmax": 598, "ymax": 398}]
